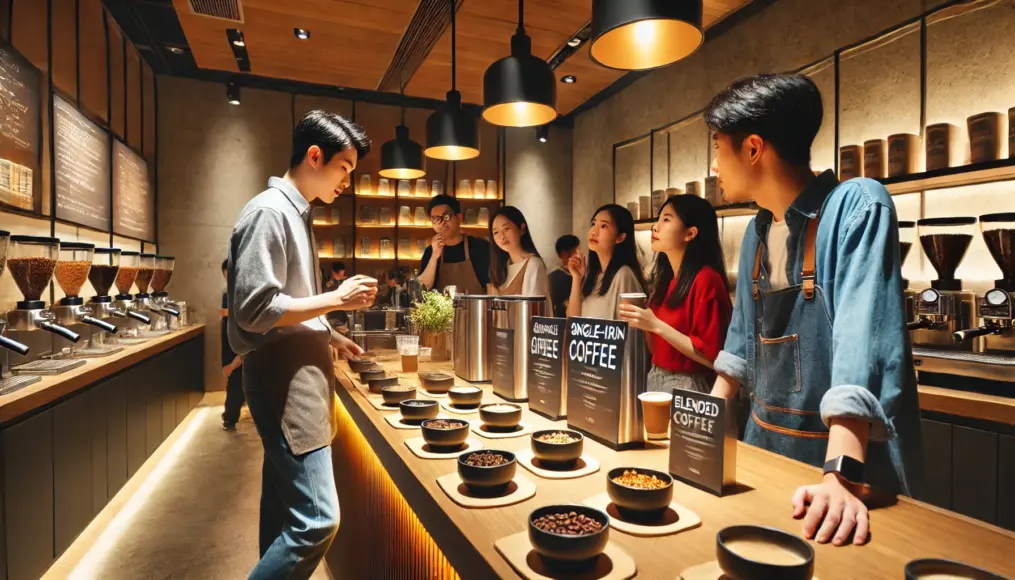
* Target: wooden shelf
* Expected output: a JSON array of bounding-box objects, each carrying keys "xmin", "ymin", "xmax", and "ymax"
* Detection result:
[
  {"xmin": 312, "ymin": 222, "xmax": 353, "ymax": 228},
  {"xmin": 354, "ymin": 193, "xmax": 397, "ymax": 199},
  {"xmin": 319, "ymin": 256, "xmax": 353, "ymax": 261},
  {"xmin": 355, "ymin": 223, "xmax": 397, "ymax": 229},
  {"xmin": 456, "ymin": 197, "xmax": 503, "ymax": 203},
  {"xmin": 634, "ymin": 202, "xmax": 758, "ymax": 230},
  {"xmin": 396, "ymin": 224, "xmax": 433, "ymax": 229},
  {"xmin": 355, "ymin": 256, "xmax": 397, "ymax": 261},
  {"xmin": 462, "ymin": 224, "xmax": 489, "ymax": 229},
  {"xmin": 880, "ymin": 157, "xmax": 1015, "ymax": 195}
]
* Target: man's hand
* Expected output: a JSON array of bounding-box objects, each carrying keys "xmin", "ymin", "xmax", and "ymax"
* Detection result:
[
  {"xmin": 792, "ymin": 473, "xmax": 870, "ymax": 546},
  {"xmin": 332, "ymin": 275, "xmax": 378, "ymax": 310},
  {"xmin": 431, "ymin": 234, "xmax": 446, "ymax": 259},
  {"xmin": 618, "ymin": 304, "xmax": 662, "ymax": 334},
  {"xmin": 330, "ymin": 333, "xmax": 363, "ymax": 361},
  {"xmin": 567, "ymin": 253, "xmax": 586, "ymax": 279}
]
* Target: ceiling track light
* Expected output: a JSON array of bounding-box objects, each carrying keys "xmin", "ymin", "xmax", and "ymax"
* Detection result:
[
  {"xmin": 294, "ymin": 28, "xmax": 310, "ymax": 40},
  {"xmin": 425, "ymin": 0, "xmax": 480, "ymax": 161},
  {"xmin": 482, "ymin": 0, "xmax": 558, "ymax": 128},
  {"xmin": 590, "ymin": 0, "xmax": 704, "ymax": 71},
  {"xmin": 380, "ymin": 89, "xmax": 426, "ymax": 179},
  {"xmin": 536, "ymin": 125, "xmax": 549, "ymax": 143},
  {"xmin": 226, "ymin": 80, "xmax": 240, "ymax": 105},
  {"xmin": 562, "ymin": 75, "xmax": 577, "ymax": 84}
]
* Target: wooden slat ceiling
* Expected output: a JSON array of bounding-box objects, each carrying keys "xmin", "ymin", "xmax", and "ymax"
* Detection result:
[{"xmin": 173, "ymin": 0, "xmax": 752, "ymax": 115}]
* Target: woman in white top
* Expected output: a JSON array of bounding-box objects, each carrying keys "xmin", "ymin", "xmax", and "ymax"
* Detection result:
[
  {"xmin": 567, "ymin": 203, "xmax": 646, "ymax": 320},
  {"xmin": 487, "ymin": 206, "xmax": 549, "ymax": 298}
]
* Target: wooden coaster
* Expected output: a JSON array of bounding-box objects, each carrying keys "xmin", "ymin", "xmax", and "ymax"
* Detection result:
[
  {"xmin": 383, "ymin": 413, "xmax": 453, "ymax": 430},
  {"xmin": 440, "ymin": 400, "xmax": 481, "ymax": 415},
  {"xmin": 495, "ymin": 531, "xmax": 636, "ymax": 580},
  {"xmin": 678, "ymin": 561, "xmax": 821, "ymax": 580},
  {"xmin": 418, "ymin": 389, "xmax": 450, "ymax": 399},
  {"xmin": 516, "ymin": 449, "xmax": 600, "ymax": 480},
  {"xmin": 404, "ymin": 436, "xmax": 483, "ymax": 459},
  {"xmin": 436, "ymin": 472, "xmax": 537, "ymax": 508},
  {"xmin": 471, "ymin": 422, "xmax": 533, "ymax": 439},
  {"xmin": 365, "ymin": 396, "xmax": 402, "ymax": 411},
  {"xmin": 582, "ymin": 492, "xmax": 701, "ymax": 537}
]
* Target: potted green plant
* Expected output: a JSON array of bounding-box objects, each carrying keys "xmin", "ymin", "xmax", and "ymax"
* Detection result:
[{"xmin": 409, "ymin": 290, "xmax": 454, "ymax": 361}]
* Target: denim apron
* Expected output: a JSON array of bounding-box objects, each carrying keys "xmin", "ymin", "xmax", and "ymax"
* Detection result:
[{"xmin": 745, "ymin": 214, "xmax": 831, "ymax": 468}]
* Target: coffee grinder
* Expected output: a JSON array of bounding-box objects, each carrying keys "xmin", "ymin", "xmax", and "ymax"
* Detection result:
[
  {"xmin": 899, "ymin": 221, "xmax": 918, "ymax": 326},
  {"xmin": 0, "ymin": 231, "xmax": 38, "ymax": 394},
  {"xmin": 150, "ymin": 255, "xmax": 181, "ymax": 330},
  {"xmin": 130, "ymin": 253, "xmax": 169, "ymax": 337},
  {"xmin": 953, "ymin": 213, "xmax": 1015, "ymax": 354},
  {"xmin": 4, "ymin": 236, "xmax": 86, "ymax": 374},
  {"xmin": 909, "ymin": 217, "xmax": 979, "ymax": 351},
  {"xmin": 50, "ymin": 242, "xmax": 120, "ymax": 357},
  {"xmin": 90, "ymin": 248, "xmax": 150, "ymax": 341},
  {"xmin": 113, "ymin": 251, "xmax": 155, "ymax": 344}
]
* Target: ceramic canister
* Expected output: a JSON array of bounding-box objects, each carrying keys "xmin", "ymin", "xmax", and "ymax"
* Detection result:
[
  {"xmin": 863, "ymin": 139, "xmax": 887, "ymax": 180},
  {"xmin": 839, "ymin": 145, "xmax": 862, "ymax": 180}
]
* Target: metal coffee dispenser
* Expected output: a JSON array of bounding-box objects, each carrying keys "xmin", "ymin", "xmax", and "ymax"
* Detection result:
[
  {"xmin": 453, "ymin": 294, "xmax": 495, "ymax": 382},
  {"xmin": 954, "ymin": 213, "xmax": 1015, "ymax": 354},
  {"xmin": 490, "ymin": 296, "xmax": 546, "ymax": 401},
  {"xmin": 909, "ymin": 217, "xmax": 979, "ymax": 351},
  {"xmin": 899, "ymin": 221, "xmax": 918, "ymax": 326}
]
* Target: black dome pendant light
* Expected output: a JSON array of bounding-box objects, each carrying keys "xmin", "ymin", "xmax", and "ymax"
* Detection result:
[
  {"xmin": 425, "ymin": 0, "xmax": 480, "ymax": 161},
  {"xmin": 482, "ymin": 0, "xmax": 557, "ymax": 128},
  {"xmin": 590, "ymin": 0, "xmax": 704, "ymax": 71},
  {"xmin": 379, "ymin": 87, "xmax": 426, "ymax": 180}
]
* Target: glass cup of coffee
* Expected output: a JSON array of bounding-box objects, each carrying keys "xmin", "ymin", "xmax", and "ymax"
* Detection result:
[
  {"xmin": 639, "ymin": 392, "xmax": 673, "ymax": 440},
  {"xmin": 397, "ymin": 335, "xmax": 420, "ymax": 372}
]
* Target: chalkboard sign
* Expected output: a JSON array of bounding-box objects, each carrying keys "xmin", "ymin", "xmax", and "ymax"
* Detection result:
[
  {"xmin": 566, "ymin": 317, "xmax": 627, "ymax": 446},
  {"xmin": 668, "ymin": 390, "xmax": 737, "ymax": 496},
  {"xmin": 491, "ymin": 327, "xmax": 516, "ymax": 400},
  {"xmin": 112, "ymin": 139, "xmax": 154, "ymax": 241},
  {"xmin": 527, "ymin": 317, "xmax": 566, "ymax": 420},
  {"xmin": 0, "ymin": 39, "xmax": 42, "ymax": 212},
  {"xmin": 54, "ymin": 95, "xmax": 110, "ymax": 231}
]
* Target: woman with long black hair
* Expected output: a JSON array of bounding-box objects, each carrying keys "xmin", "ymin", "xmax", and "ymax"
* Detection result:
[
  {"xmin": 487, "ymin": 206, "xmax": 548, "ymax": 297},
  {"xmin": 566, "ymin": 204, "xmax": 646, "ymax": 319},
  {"xmin": 619, "ymin": 194, "xmax": 732, "ymax": 393}
]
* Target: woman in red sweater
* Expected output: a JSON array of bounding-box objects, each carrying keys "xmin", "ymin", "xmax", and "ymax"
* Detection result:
[{"xmin": 619, "ymin": 194, "xmax": 732, "ymax": 393}]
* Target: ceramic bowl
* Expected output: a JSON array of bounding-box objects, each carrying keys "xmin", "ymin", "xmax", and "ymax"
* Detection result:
[
  {"xmin": 527, "ymin": 504, "xmax": 610, "ymax": 564},
  {"xmin": 457, "ymin": 450, "xmax": 517, "ymax": 490},
  {"xmin": 348, "ymin": 358, "xmax": 378, "ymax": 374},
  {"xmin": 904, "ymin": 559, "xmax": 1006, "ymax": 580},
  {"xmin": 478, "ymin": 403, "xmax": 523, "ymax": 429},
  {"xmin": 420, "ymin": 419, "xmax": 470, "ymax": 450},
  {"xmin": 606, "ymin": 467, "xmax": 674, "ymax": 519},
  {"xmin": 381, "ymin": 386, "xmax": 416, "ymax": 405},
  {"xmin": 418, "ymin": 371, "xmax": 454, "ymax": 394},
  {"xmin": 530, "ymin": 430, "xmax": 584, "ymax": 467},
  {"xmin": 368, "ymin": 376, "xmax": 399, "ymax": 393},
  {"xmin": 448, "ymin": 386, "xmax": 483, "ymax": 407},
  {"xmin": 359, "ymin": 368, "xmax": 385, "ymax": 383},
  {"xmin": 716, "ymin": 525, "xmax": 814, "ymax": 580},
  {"xmin": 398, "ymin": 399, "xmax": 439, "ymax": 422}
]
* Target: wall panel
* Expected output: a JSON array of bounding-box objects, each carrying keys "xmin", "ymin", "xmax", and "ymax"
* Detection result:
[
  {"xmin": 51, "ymin": 0, "xmax": 77, "ymax": 99},
  {"xmin": 107, "ymin": 14, "xmax": 125, "ymax": 139},
  {"xmin": 78, "ymin": 0, "xmax": 108, "ymax": 123},
  {"xmin": 126, "ymin": 43, "xmax": 142, "ymax": 150}
]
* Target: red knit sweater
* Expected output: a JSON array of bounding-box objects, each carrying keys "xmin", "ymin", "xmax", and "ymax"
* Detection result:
[{"xmin": 650, "ymin": 266, "xmax": 732, "ymax": 374}]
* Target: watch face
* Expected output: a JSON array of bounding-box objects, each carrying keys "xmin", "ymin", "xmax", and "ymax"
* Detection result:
[
  {"xmin": 986, "ymin": 289, "xmax": 1009, "ymax": 306},
  {"xmin": 921, "ymin": 289, "xmax": 939, "ymax": 303}
]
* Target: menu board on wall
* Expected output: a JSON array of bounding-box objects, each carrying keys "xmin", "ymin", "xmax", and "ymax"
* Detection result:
[
  {"xmin": 0, "ymin": 39, "xmax": 42, "ymax": 212},
  {"xmin": 54, "ymin": 95, "xmax": 110, "ymax": 230},
  {"xmin": 527, "ymin": 317, "xmax": 566, "ymax": 420},
  {"xmin": 566, "ymin": 317, "xmax": 627, "ymax": 446},
  {"xmin": 112, "ymin": 139, "xmax": 154, "ymax": 241}
]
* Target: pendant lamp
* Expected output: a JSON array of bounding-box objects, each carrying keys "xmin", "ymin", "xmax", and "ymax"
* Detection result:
[
  {"xmin": 426, "ymin": 0, "xmax": 480, "ymax": 161},
  {"xmin": 590, "ymin": 0, "xmax": 704, "ymax": 71},
  {"xmin": 482, "ymin": 0, "xmax": 557, "ymax": 128},
  {"xmin": 380, "ymin": 94, "xmax": 426, "ymax": 180}
]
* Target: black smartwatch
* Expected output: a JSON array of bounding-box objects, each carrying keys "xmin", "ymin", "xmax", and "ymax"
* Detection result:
[{"xmin": 823, "ymin": 455, "xmax": 865, "ymax": 485}]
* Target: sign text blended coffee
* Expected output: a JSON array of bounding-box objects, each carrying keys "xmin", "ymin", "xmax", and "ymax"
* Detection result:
[
  {"xmin": 527, "ymin": 316, "xmax": 566, "ymax": 420},
  {"xmin": 668, "ymin": 390, "xmax": 737, "ymax": 496},
  {"xmin": 566, "ymin": 317, "xmax": 627, "ymax": 446}
]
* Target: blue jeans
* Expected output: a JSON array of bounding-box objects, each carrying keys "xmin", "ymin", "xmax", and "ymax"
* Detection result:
[{"xmin": 244, "ymin": 384, "xmax": 339, "ymax": 579}]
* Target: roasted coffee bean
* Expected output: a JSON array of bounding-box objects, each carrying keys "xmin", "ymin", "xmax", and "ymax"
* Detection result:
[
  {"xmin": 115, "ymin": 266, "xmax": 139, "ymax": 294},
  {"xmin": 89, "ymin": 264, "xmax": 119, "ymax": 296},
  {"xmin": 424, "ymin": 419, "xmax": 466, "ymax": 430},
  {"xmin": 464, "ymin": 452, "xmax": 508, "ymax": 467},
  {"xmin": 135, "ymin": 267, "xmax": 155, "ymax": 293},
  {"xmin": 55, "ymin": 260, "xmax": 91, "ymax": 297},
  {"xmin": 532, "ymin": 512, "xmax": 604, "ymax": 536},
  {"xmin": 535, "ymin": 432, "xmax": 578, "ymax": 444},
  {"xmin": 8, "ymin": 257, "xmax": 57, "ymax": 301},
  {"xmin": 612, "ymin": 469, "xmax": 669, "ymax": 490}
]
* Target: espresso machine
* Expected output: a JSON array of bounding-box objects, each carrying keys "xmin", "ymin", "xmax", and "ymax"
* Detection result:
[
  {"xmin": 149, "ymin": 255, "xmax": 182, "ymax": 330},
  {"xmin": 908, "ymin": 218, "xmax": 979, "ymax": 351},
  {"xmin": 113, "ymin": 251, "xmax": 155, "ymax": 344},
  {"xmin": 4, "ymin": 236, "xmax": 86, "ymax": 374},
  {"xmin": 899, "ymin": 221, "xmax": 918, "ymax": 326},
  {"xmin": 954, "ymin": 213, "xmax": 1015, "ymax": 355},
  {"xmin": 50, "ymin": 242, "xmax": 120, "ymax": 357},
  {"xmin": 0, "ymin": 231, "xmax": 38, "ymax": 394}
]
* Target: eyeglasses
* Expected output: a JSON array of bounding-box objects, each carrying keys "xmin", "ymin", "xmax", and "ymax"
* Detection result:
[{"xmin": 430, "ymin": 211, "xmax": 455, "ymax": 225}]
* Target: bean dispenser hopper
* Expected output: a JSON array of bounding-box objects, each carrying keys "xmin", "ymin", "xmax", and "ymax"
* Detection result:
[
  {"xmin": 899, "ymin": 221, "xmax": 917, "ymax": 326},
  {"xmin": 113, "ymin": 251, "xmax": 154, "ymax": 344},
  {"xmin": 150, "ymin": 255, "xmax": 181, "ymax": 330},
  {"xmin": 51, "ymin": 242, "xmax": 120, "ymax": 357},
  {"xmin": 0, "ymin": 231, "xmax": 38, "ymax": 394},
  {"xmin": 909, "ymin": 218, "xmax": 979, "ymax": 351},
  {"xmin": 5, "ymin": 236, "xmax": 86, "ymax": 375},
  {"xmin": 129, "ymin": 253, "xmax": 169, "ymax": 337},
  {"xmin": 953, "ymin": 213, "xmax": 1015, "ymax": 354}
]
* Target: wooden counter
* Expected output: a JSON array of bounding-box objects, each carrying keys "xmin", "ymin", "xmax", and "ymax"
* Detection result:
[
  {"xmin": 330, "ymin": 357, "xmax": 1015, "ymax": 580},
  {"xmin": 0, "ymin": 325, "xmax": 204, "ymax": 424},
  {"xmin": 918, "ymin": 385, "xmax": 1015, "ymax": 426}
]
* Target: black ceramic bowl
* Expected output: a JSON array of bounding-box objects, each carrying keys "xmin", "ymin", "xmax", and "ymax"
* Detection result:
[
  {"xmin": 381, "ymin": 385, "xmax": 416, "ymax": 405},
  {"xmin": 448, "ymin": 386, "xmax": 483, "ymax": 407},
  {"xmin": 420, "ymin": 419, "xmax": 470, "ymax": 450},
  {"xmin": 457, "ymin": 450, "xmax": 517, "ymax": 490},
  {"xmin": 398, "ymin": 399, "xmax": 439, "ymax": 422},
  {"xmin": 360, "ymin": 368, "xmax": 386, "ymax": 383},
  {"xmin": 478, "ymin": 403, "xmax": 523, "ymax": 429},
  {"xmin": 348, "ymin": 358, "xmax": 378, "ymax": 374},
  {"xmin": 418, "ymin": 371, "xmax": 455, "ymax": 394},
  {"xmin": 905, "ymin": 559, "xmax": 1007, "ymax": 580},
  {"xmin": 528, "ymin": 504, "xmax": 610, "ymax": 564},
  {"xmin": 717, "ymin": 525, "xmax": 814, "ymax": 580},
  {"xmin": 530, "ymin": 430, "xmax": 584, "ymax": 467},
  {"xmin": 606, "ymin": 467, "xmax": 674, "ymax": 518},
  {"xmin": 368, "ymin": 376, "xmax": 399, "ymax": 393}
]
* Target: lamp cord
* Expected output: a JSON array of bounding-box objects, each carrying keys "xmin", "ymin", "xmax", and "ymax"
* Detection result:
[
  {"xmin": 517, "ymin": 0, "xmax": 524, "ymax": 33},
  {"xmin": 451, "ymin": 0, "xmax": 456, "ymax": 91}
]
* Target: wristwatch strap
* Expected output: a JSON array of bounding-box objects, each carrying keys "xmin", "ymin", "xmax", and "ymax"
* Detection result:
[{"xmin": 823, "ymin": 455, "xmax": 865, "ymax": 484}]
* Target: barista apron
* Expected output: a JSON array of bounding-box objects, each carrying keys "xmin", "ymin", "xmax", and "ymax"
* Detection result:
[
  {"xmin": 499, "ymin": 257, "xmax": 530, "ymax": 294},
  {"xmin": 436, "ymin": 235, "xmax": 486, "ymax": 295},
  {"xmin": 745, "ymin": 214, "xmax": 832, "ymax": 468}
]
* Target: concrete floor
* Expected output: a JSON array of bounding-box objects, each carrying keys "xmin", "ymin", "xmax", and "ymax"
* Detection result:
[{"xmin": 46, "ymin": 395, "xmax": 331, "ymax": 580}]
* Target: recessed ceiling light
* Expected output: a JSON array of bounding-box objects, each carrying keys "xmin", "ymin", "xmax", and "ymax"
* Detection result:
[
  {"xmin": 232, "ymin": 39, "xmax": 244, "ymax": 47},
  {"xmin": 562, "ymin": 75, "xmax": 577, "ymax": 84},
  {"xmin": 227, "ymin": 81, "xmax": 241, "ymax": 105},
  {"xmin": 536, "ymin": 125, "xmax": 549, "ymax": 143},
  {"xmin": 166, "ymin": 46, "xmax": 185, "ymax": 55},
  {"xmin": 567, "ymin": 38, "xmax": 582, "ymax": 48},
  {"xmin": 294, "ymin": 28, "xmax": 310, "ymax": 40}
]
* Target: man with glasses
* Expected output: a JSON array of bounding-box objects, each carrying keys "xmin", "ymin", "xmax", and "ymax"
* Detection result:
[{"xmin": 418, "ymin": 194, "xmax": 490, "ymax": 294}]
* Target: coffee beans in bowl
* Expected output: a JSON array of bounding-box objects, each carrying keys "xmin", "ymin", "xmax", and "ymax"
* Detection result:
[
  {"xmin": 398, "ymin": 399, "xmax": 439, "ymax": 422},
  {"xmin": 457, "ymin": 450, "xmax": 517, "ymax": 490},
  {"xmin": 606, "ymin": 467, "xmax": 674, "ymax": 518},
  {"xmin": 360, "ymin": 368, "xmax": 385, "ymax": 383},
  {"xmin": 368, "ymin": 376, "xmax": 399, "ymax": 393},
  {"xmin": 478, "ymin": 403, "xmax": 522, "ymax": 430},
  {"xmin": 380, "ymin": 385, "xmax": 416, "ymax": 405},
  {"xmin": 530, "ymin": 430, "xmax": 584, "ymax": 468},
  {"xmin": 528, "ymin": 505, "xmax": 610, "ymax": 565},
  {"xmin": 420, "ymin": 419, "xmax": 470, "ymax": 450}
]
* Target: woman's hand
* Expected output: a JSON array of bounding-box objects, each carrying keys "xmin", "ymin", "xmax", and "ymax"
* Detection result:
[
  {"xmin": 618, "ymin": 304, "xmax": 662, "ymax": 334},
  {"xmin": 331, "ymin": 333, "xmax": 364, "ymax": 360},
  {"xmin": 333, "ymin": 275, "xmax": 378, "ymax": 310},
  {"xmin": 567, "ymin": 253, "xmax": 586, "ymax": 279}
]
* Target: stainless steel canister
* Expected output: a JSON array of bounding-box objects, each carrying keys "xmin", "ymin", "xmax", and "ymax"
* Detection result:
[
  {"xmin": 490, "ymin": 297, "xmax": 547, "ymax": 401},
  {"xmin": 618, "ymin": 292, "xmax": 648, "ymax": 446},
  {"xmin": 452, "ymin": 294, "xmax": 496, "ymax": 382}
]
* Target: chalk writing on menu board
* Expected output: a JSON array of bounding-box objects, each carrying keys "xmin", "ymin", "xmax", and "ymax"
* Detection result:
[
  {"xmin": 0, "ymin": 39, "xmax": 42, "ymax": 211},
  {"xmin": 112, "ymin": 140, "xmax": 154, "ymax": 241},
  {"xmin": 54, "ymin": 95, "xmax": 110, "ymax": 231},
  {"xmin": 527, "ymin": 317, "xmax": 566, "ymax": 420},
  {"xmin": 566, "ymin": 317, "xmax": 626, "ymax": 445}
]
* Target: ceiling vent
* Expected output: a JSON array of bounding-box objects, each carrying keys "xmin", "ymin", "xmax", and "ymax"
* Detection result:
[{"xmin": 188, "ymin": 0, "xmax": 244, "ymax": 23}]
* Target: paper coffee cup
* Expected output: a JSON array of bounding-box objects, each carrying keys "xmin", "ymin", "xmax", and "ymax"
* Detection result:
[{"xmin": 639, "ymin": 391, "xmax": 672, "ymax": 440}]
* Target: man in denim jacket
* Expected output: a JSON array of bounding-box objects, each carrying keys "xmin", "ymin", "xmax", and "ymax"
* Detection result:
[{"xmin": 707, "ymin": 74, "xmax": 924, "ymax": 547}]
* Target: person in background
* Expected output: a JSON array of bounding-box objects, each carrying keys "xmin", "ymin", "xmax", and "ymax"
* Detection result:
[
  {"xmin": 383, "ymin": 267, "xmax": 410, "ymax": 307},
  {"xmin": 323, "ymin": 261, "xmax": 347, "ymax": 292},
  {"xmin": 221, "ymin": 259, "xmax": 244, "ymax": 430},
  {"xmin": 487, "ymin": 206, "xmax": 548, "ymax": 298},
  {"xmin": 228, "ymin": 110, "xmax": 378, "ymax": 579},
  {"xmin": 705, "ymin": 74, "xmax": 924, "ymax": 547},
  {"xmin": 549, "ymin": 235, "xmax": 580, "ymax": 318},
  {"xmin": 566, "ymin": 204, "xmax": 646, "ymax": 320},
  {"xmin": 418, "ymin": 194, "xmax": 491, "ymax": 294},
  {"xmin": 619, "ymin": 195, "xmax": 732, "ymax": 394}
]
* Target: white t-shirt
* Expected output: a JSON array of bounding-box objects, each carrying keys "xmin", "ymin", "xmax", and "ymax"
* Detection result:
[
  {"xmin": 766, "ymin": 219, "xmax": 791, "ymax": 291},
  {"xmin": 501, "ymin": 256, "xmax": 548, "ymax": 297}
]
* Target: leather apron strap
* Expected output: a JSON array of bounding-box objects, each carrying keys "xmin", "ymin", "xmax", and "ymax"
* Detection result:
[{"xmin": 752, "ymin": 214, "xmax": 821, "ymax": 301}]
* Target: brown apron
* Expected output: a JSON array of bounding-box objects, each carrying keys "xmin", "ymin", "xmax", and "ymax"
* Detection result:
[
  {"xmin": 436, "ymin": 235, "xmax": 486, "ymax": 294},
  {"xmin": 500, "ymin": 257, "xmax": 530, "ymax": 294}
]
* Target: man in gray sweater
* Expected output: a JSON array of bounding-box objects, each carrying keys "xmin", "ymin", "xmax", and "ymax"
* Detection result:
[{"xmin": 228, "ymin": 110, "xmax": 377, "ymax": 579}]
